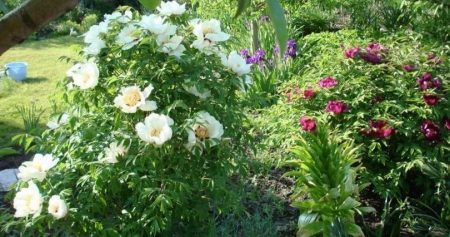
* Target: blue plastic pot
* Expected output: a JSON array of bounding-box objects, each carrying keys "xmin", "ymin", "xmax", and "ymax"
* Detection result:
[{"xmin": 5, "ymin": 62, "xmax": 28, "ymax": 81}]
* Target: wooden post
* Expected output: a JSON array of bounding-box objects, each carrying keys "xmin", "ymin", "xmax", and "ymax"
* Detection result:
[{"xmin": 0, "ymin": 0, "xmax": 80, "ymax": 55}]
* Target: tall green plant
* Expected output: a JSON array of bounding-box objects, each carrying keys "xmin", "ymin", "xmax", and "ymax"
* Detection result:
[
  {"xmin": 285, "ymin": 124, "xmax": 373, "ymax": 237},
  {"xmin": 15, "ymin": 102, "xmax": 45, "ymax": 134}
]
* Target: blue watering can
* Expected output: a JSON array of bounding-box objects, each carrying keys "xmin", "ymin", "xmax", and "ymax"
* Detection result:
[{"xmin": 4, "ymin": 62, "xmax": 28, "ymax": 81}]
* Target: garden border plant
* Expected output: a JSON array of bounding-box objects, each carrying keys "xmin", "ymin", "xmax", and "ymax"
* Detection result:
[{"xmin": 0, "ymin": 2, "xmax": 259, "ymax": 235}]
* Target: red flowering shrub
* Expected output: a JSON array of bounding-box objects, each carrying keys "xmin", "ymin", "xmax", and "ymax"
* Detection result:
[{"xmin": 261, "ymin": 31, "xmax": 449, "ymax": 224}]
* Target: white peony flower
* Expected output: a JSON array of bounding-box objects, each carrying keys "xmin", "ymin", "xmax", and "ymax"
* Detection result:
[
  {"xmin": 100, "ymin": 141, "xmax": 128, "ymax": 164},
  {"xmin": 114, "ymin": 85, "xmax": 157, "ymax": 113},
  {"xmin": 116, "ymin": 25, "xmax": 141, "ymax": 50},
  {"xmin": 117, "ymin": 10, "xmax": 133, "ymax": 23},
  {"xmin": 104, "ymin": 12, "xmax": 122, "ymax": 23},
  {"xmin": 13, "ymin": 181, "xmax": 43, "ymax": 218},
  {"xmin": 221, "ymin": 51, "xmax": 251, "ymax": 76},
  {"xmin": 157, "ymin": 35, "xmax": 185, "ymax": 58},
  {"xmin": 47, "ymin": 113, "xmax": 70, "ymax": 130},
  {"xmin": 66, "ymin": 63, "xmax": 82, "ymax": 78},
  {"xmin": 191, "ymin": 19, "xmax": 230, "ymax": 51},
  {"xmin": 48, "ymin": 195, "xmax": 68, "ymax": 219},
  {"xmin": 183, "ymin": 84, "xmax": 211, "ymax": 99},
  {"xmin": 68, "ymin": 62, "xmax": 99, "ymax": 90},
  {"xmin": 186, "ymin": 112, "xmax": 224, "ymax": 149},
  {"xmin": 135, "ymin": 113, "xmax": 174, "ymax": 146},
  {"xmin": 157, "ymin": 1, "xmax": 186, "ymax": 16},
  {"xmin": 17, "ymin": 154, "xmax": 59, "ymax": 182},
  {"xmin": 84, "ymin": 22, "xmax": 108, "ymax": 44},
  {"xmin": 139, "ymin": 14, "xmax": 172, "ymax": 35},
  {"xmin": 83, "ymin": 38, "xmax": 106, "ymax": 56}
]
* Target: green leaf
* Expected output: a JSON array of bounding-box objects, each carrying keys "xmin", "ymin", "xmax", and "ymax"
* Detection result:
[
  {"xmin": 346, "ymin": 223, "xmax": 364, "ymax": 236},
  {"xmin": 265, "ymin": 0, "xmax": 288, "ymax": 57},
  {"xmin": 0, "ymin": 147, "xmax": 19, "ymax": 158},
  {"xmin": 339, "ymin": 197, "xmax": 361, "ymax": 210},
  {"xmin": 298, "ymin": 213, "xmax": 318, "ymax": 229},
  {"xmin": 0, "ymin": 2, "xmax": 8, "ymax": 14},
  {"xmin": 357, "ymin": 206, "xmax": 376, "ymax": 213},
  {"xmin": 138, "ymin": 0, "xmax": 161, "ymax": 10},
  {"xmin": 234, "ymin": 0, "xmax": 251, "ymax": 18},
  {"xmin": 297, "ymin": 221, "xmax": 324, "ymax": 237}
]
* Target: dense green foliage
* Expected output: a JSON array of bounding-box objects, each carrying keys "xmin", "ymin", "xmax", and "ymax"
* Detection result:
[
  {"xmin": 256, "ymin": 29, "xmax": 450, "ymax": 234},
  {"xmin": 2, "ymin": 7, "xmax": 254, "ymax": 236}
]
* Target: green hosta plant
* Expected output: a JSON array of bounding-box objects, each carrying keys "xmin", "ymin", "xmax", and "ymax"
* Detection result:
[
  {"xmin": 285, "ymin": 124, "xmax": 373, "ymax": 237},
  {"xmin": 1, "ymin": 2, "xmax": 253, "ymax": 235}
]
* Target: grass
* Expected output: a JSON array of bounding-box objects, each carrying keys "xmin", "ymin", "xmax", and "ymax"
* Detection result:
[{"xmin": 0, "ymin": 36, "xmax": 82, "ymax": 146}]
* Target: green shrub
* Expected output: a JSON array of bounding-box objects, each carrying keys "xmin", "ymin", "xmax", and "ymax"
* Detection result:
[
  {"xmin": 79, "ymin": 13, "xmax": 99, "ymax": 33},
  {"xmin": 290, "ymin": 2, "xmax": 338, "ymax": 38},
  {"xmin": 257, "ymin": 29, "xmax": 449, "ymax": 230},
  {"xmin": 54, "ymin": 20, "xmax": 79, "ymax": 35},
  {"xmin": 2, "ymin": 6, "xmax": 253, "ymax": 236}
]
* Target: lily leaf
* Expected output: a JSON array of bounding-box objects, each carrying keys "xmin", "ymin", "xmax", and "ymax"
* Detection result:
[{"xmin": 0, "ymin": 147, "xmax": 19, "ymax": 159}]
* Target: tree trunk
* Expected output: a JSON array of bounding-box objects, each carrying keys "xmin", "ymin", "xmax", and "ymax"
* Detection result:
[{"xmin": 0, "ymin": 0, "xmax": 80, "ymax": 55}]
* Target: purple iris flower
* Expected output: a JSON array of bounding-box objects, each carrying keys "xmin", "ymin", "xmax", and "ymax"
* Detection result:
[{"xmin": 285, "ymin": 39, "xmax": 297, "ymax": 59}]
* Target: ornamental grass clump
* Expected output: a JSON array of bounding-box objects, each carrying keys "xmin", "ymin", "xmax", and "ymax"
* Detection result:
[{"xmin": 2, "ymin": 3, "xmax": 253, "ymax": 235}]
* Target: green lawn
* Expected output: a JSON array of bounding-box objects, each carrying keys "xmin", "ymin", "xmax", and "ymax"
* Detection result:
[{"xmin": 0, "ymin": 36, "xmax": 82, "ymax": 146}]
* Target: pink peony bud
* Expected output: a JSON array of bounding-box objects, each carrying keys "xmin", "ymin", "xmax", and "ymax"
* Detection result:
[{"xmin": 299, "ymin": 117, "xmax": 317, "ymax": 132}]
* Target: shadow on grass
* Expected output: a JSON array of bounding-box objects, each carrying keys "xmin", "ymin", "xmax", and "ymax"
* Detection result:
[
  {"xmin": 0, "ymin": 120, "xmax": 23, "ymax": 147},
  {"xmin": 16, "ymin": 36, "xmax": 82, "ymax": 50},
  {"xmin": 22, "ymin": 77, "xmax": 48, "ymax": 84}
]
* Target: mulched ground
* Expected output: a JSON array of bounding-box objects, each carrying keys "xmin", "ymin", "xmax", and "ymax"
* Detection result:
[{"xmin": 0, "ymin": 153, "xmax": 31, "ymax": 170}]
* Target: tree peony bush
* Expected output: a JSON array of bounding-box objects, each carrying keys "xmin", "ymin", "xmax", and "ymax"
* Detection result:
[
  {"xmin": 2, "ymin": 3, "xmax": 253, "ymax": 235},
  {"xmin": 257, "ymin": 30, "xmax": 449, "ymax": 224}
]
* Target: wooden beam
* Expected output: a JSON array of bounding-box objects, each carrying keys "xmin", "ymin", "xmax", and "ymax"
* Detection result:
[{"xmin": 0, "ymin": 0, "xmax": 80, "ymax": 55}]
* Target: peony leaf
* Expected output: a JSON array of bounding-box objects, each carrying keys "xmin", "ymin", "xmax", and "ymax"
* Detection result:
[
  {"xmin": 265, "ymin": 0, "xmax": 288, "ymax": 57},
  {"xmin": 138, "ymin": 0, "xmax": 161, "ymax": 10}
]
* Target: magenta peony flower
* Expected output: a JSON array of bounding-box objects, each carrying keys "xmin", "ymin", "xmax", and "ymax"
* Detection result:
[
  {"xmin": 325, "ymin": 100, "xmax": 348, "ymax": 114},
  {"xmin": 299, "ymin": 117, "xmax": 317, "ymax": 132},
  {"xmin": 361, "ymin": 42, "xmax": 386, "ymax": 64},
  {"xmin": 344, "ymin": 47, "xmax": 360, "ymax": 59},
  {"xmin": 318, "ymin": 76, "xmax": 338, "ymax": 88},
  {"xmin": 304, "ymin": 88, "xmax": 316, "ymax": 99},
  {"xmin": 417, "ymin": 72, "xmax": 441, "ymax": 90},
  {"xmin": 402, "ymin": 64, "xmax": 414, "ymax": 72},
  {"xmin": 379, "ymin": 127, "xmax": 395, "ymax": 138},
  {"xmin": 421, "ymin": 120, "xmax": 440, "ymax": 141},
  {"xmin": 366, "ymin": 42, "xmax": 384, "ymax": 54},
  {"xmin": 432, "ymin": 79, "xmax": 441, "ymax": 88},
  {"xmin": 443, "ymin": 117, "xmax": 450, "ymax": 130},
  {"xmin": 423, "ymin": 94, "xmax": 440, "ymax": 106},
  {"xmin": 363, "ymin": 120, "xmax": 395, "ymax": 139},
  {"xmin": 362, "ymin": 52, "xmax": 382, "ymax": 64}
]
